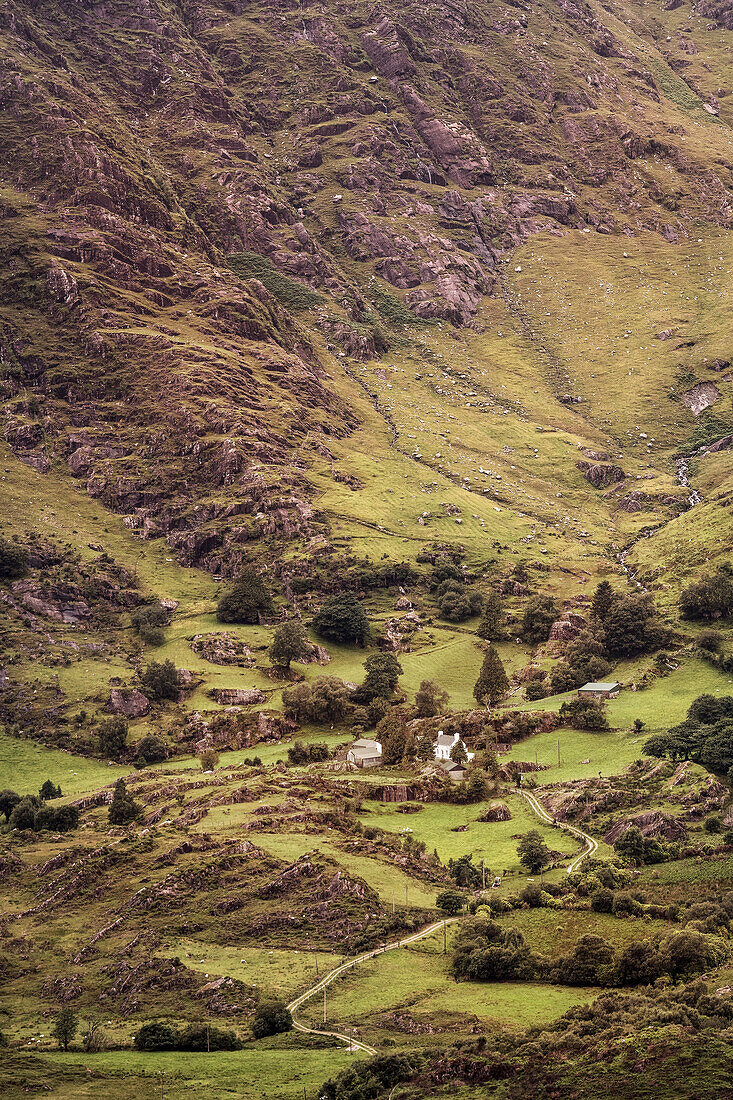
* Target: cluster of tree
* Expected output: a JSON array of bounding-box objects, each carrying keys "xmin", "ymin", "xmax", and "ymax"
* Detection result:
[
  {"xmin": 558, "ymin": 697, "xmax": 610, "ymax": 730},
  {"xmin": 108, "ymin": 779, "xmax": 141, "ymax": 825},
  {"xmin": 452, "ymin": 918, "xmax": 727, "ymax": 988},
  {"xmin": 414, "ymin": 678, "xmax": 449, "ymax": 718},
  {"xmin": 0, "ymin": 789, "xmax": 79, "ymax": 832},
  {"xmin": 287, "ymin": 741, "xmax": 330, "ymax": 765},
  {"xmin": 312, "ymin": 593, "xmax": 370, "ymax": 645},
  {"xmin": 282, "ymin": 676, "xmax": 353, "ymax": 727},
  {"xmin": 591, "ymin": 583, "xmax": 669, "ymax": 659},
  {"xmin": 452, "ymin": 918, "xmax": 537, "ymax": 981},
  {"xmin": 613, "ymin": 825, "xmax": 673, "ymax": 866},
  {"xmin": 438, "ymin": 771, "xmax": 490, "ymax": 805},
  {"xmin": 446, "ymin": 854, "xmax": 488, "ymax": 889},
  {"xmin": 288, "ymin": 554, "xmax": 417, "ymax": 596},
  {"xmin": 140, "ymin": 659, "xmax": 180, "ymax": 702},
  {"xmin": 199, "ymin": 748, "xmax": 220, "ymax": 772},
  {"xmin": 644, "ymin": 693, "xmax": 733, "ymax": 778},
  {"xmin": 134, "ymin": 1021, "xmax": 243, "ymax": 1051},
  {"xmin": 282, "ymin": 654, "xmax": 407, "ymax": 732},
  {"xmin": 130, "ymin": 600, "xmax": 172, "ymax": 646},
  {"xmin": 680, "ymin": 566, "xmax": 733, "ymax": 621},
  {"xmin": 0, "ymin": 535, "xmax": 28, "ymax": 580}
]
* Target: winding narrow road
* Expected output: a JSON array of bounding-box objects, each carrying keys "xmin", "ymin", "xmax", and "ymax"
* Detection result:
[
  {"xmin": 518, "ymin": 788, "xmax": 598, "ymax": 873},
  {"xmin": 286, "ymin": 918, "xmax": 459, "ymax": 1054}
]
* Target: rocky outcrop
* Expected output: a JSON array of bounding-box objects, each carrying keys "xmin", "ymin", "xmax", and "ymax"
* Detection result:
[
  {"xmin": 577, "ymin": 461, "xmax": 626, "ymax": 488},
  {"xmin": 208, "ymin": 688, "xmax": 266, "ymax": 707},
  {"xmin": 548, "ymin": 611, "xmax": 586, "ymax": 643},
  {"xmin": 109, "ymin": 689, "xmax": 150, "ymax": 718},
  {"xmin": 604, "ymin": 811, "xmax": 687, "ymax": 844},
  {"xmin": 681, "ymin": 381, "xmax": 720, "ymax": 415},
  {"xmin": 379, "ymin": 611, "xmax": 421, "ymax": 652},
  {"xmin": 190, "ymin": 633, "xmax": 254, "ymax": 666}
]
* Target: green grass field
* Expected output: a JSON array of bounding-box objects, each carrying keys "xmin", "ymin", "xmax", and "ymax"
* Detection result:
[
  {"xmin": 359, "ymin": 792, "xmax": 579, "ymax": 871},
  {"xmin": 0, "ymin": 728, "xmax": 128, "ymax": 796},
  {"xmin": 299, "ymin": 928, "xmax": 593, "ymax": 1037}
]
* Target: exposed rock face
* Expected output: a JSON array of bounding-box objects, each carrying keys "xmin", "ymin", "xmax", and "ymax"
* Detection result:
[
  {"xmin": 604, "ymin": 811, "xmax": 687, "ymax": 844},
  {"xmin": 109, "ymin": 688, "xmax": 150, "ymax": 718},
  {"xmin": 548, "ymin": 611, "xmax": 586, "ymax": 642},
  {"xmin": 208, "ymin": 688, "xmax": 267, "ymax": 707},
  {"xmin": 681, "ymin": 381, "xmax": 720, "ymax": 415},
  {"xmin": 577, "ymin": 461, "xmax": 626, "ymax": 488},
  {"xmin": 478, "ymin": 802, "xmax": 512, "ymax": 822},
  {"xmin": 2, "ymin": 0, "xmax": 732, "ymax": 576},
  {"xmin": 190, "ymin": 633, "xmax": 254, "ymax": 667},
  {"xmin": 380, "ymin": 612, "xmax": 421, "ymax": 652}
]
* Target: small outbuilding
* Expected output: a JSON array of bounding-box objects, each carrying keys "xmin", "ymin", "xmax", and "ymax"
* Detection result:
[
  {"xmin": 437, "ymin": 759, "xmax": 467, "ymax": 782},
  {"xmin": 346, "ymin": 738, "xmax": 383, "ymax": 768},
  {"xmin": 578, "ymin": 681, "xmax": 620, "ymax": 700}
]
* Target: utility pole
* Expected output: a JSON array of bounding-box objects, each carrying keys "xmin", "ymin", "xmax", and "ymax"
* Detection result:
[
  {"xmin": 443, "ymin": 920, "xmax": 447, "ymax": 955},
  {"xmin": 323, "ymin": 987, "xmax": 326, "ymax": 1025},
  {"xmin": 405, "ymin": 884, "xmax": 408, "ymax": 907},
  {"xmin": 557, "ymin": 737, "xmax": 561, "ymax": 767},
  {"xmin": 392, "ymin": 889, "xmax": 395, "ymax": 914}
]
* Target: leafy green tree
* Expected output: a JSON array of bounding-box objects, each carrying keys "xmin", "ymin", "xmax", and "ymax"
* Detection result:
[
  {"xmin": 521, "ymin": 596, "xmax": 559, "ymax": 646},
  {"xmin": 356, "ymin": 652, "xmax": 403, "ymax": 703},
  {"xmin": 52, "ymin": 1007, "xmax": 78, "ymax": 1052},
  {"xmin": 312, "ymin": 594, "xmax": 370, "ymax": 645},
  {"xmin": 310, "ymin": 676, "xmax": 352, "ymax": 727},
  {"xmin": 378, "ymin": 710, "xmax": 408, "ymax": 765},
  {"xmin": 680, "ymin": 569, "xmax": 733, "ymax": 621},
  {"xmin": 217, "ymin": 567, "xmax": 274, "ymax": 624},
  {"xmin": 199, "ymin": 748, "xmax": 219, "ymax": 772},
  {"xmin": 416, "ymin": 734, "xmax": 434, "ymax": 762},
  {"xmin": 477, "ymin": 591, "xmax": 504, "ymax": 640},
  {"xmin": 0, "ymin": 790, "xmax": 20, "ymax": 822},
  {"xmin": 130, "ymin": 602, "xmax": 171, "ymax": 646},
  {"xmin": 108, "ymin": 779, "xmax": 141, "ymax": 825},
  {"xmin": 559, "ymin": 698, "xmax": 610, "ymax": 730},
  {"xmin": 591, "ymin": 580, "xmax": 616, "ymax": 623},
  {"xmin": 604, "ymin": 594, "xmax": 667, "ymax": 658},
  {"xmin": 140, "ymin": 659, "xmax": 180, "ymax": 701},
  {"xmin": 135, "ymin": 734, "xmax": 169, "ymax": 764},
  {"xmin": 98, "ymin": 717, "xmax": 129, "ymax": 759},
  {"xmin": 8, "ymin": 795, "xmax": 41, "ymax": 830},
  {"xmin": 251, "ymin": 1000, "xmax": 293, "ymax": 1039},
  {"xmin": 134, "ymin": 1022, "xmax": 178, "ymax": 1051},
  {"xmin": 613, "ymin": 826, "xmax": 646, "ymax": 865},
  {"xmin": 414, "ymin": 679, "xmax": 449, "ymax": 718},
  {"xmin": 450, "ymin": 739, "xmax": 468, "ymax": 764},
  {"xmin": 517, "ymin": 830, "xmax": 550, "ymax": 874},
  {"xmin": 281, "ymin": 681, "xmax": 314, "ymax": 722},
  {"xmin": 0, "ymin": 536, "xmax": 28, "ymax": 580},
  {"xmin": 178, "ymin": 1023, "xmax": 242, "ymax": 1051},
  {"xmin": 269, "ymin": 619, "xmax": 311, "ymax": 671},
  {"xmin": 436, "ymin": 889, "xmax": 464, "ymax": 915},
  {"xmin": 39, "ymin": 780, "xmax": 61, "ymax": 801},
  {"xmin": 473, "ymin": 646, "xmax": 509, "ymax": 707}
]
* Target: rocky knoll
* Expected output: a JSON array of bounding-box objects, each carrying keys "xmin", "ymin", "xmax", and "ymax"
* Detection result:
[{"xmin": 1, "ymin": 0, "xmax": 732, "ymax": 570}]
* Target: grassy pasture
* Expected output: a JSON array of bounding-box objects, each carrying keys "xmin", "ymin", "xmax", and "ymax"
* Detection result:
[{"xmin": 359, "ymin": 793, "xmax": 580, "ymax": 870}]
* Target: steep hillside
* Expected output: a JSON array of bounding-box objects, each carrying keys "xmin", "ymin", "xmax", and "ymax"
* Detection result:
[{"xmin": 1, "ymin": 0, "xmax": 732, "ymax": 583}]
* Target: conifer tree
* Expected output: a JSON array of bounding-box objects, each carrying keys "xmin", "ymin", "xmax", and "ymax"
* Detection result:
[
  {"xmin": 477, "ymin": 591, "xmax": 504, "ymax": 640},
  {"xmin": 473, "ymin": 646, "xmax": 509, "ymax": 707},
  {"xmin": 591, "ymin": 579, "xmax": 616, "ymax": 623}
]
